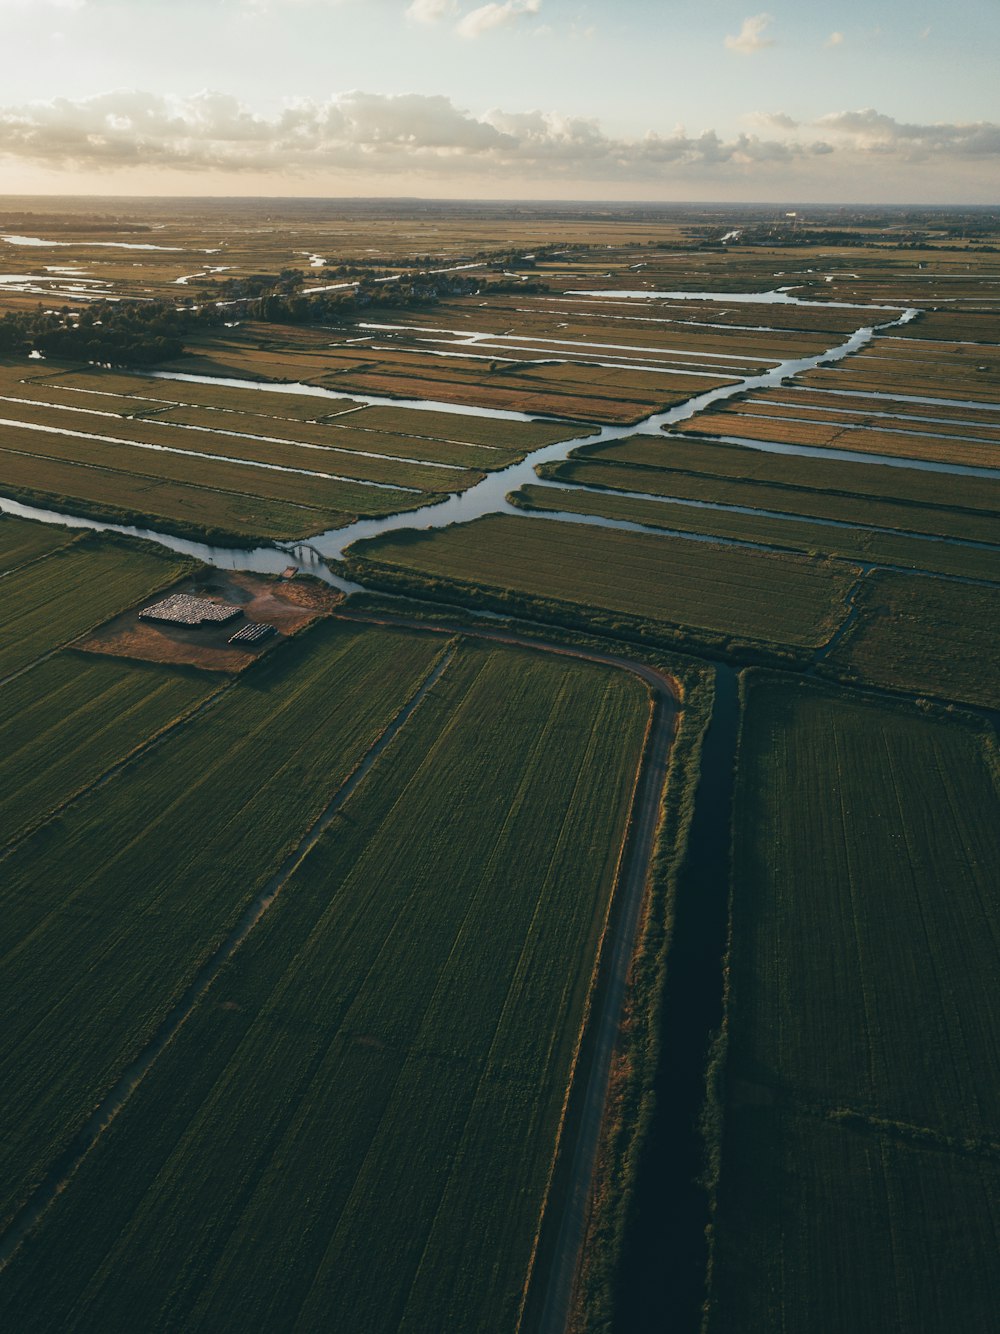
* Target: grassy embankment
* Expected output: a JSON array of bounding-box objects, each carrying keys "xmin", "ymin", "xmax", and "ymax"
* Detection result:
[
  {"xmin": 0, "ymin": 636, "xmax": 650, "ymax": 1334},
  {"xmin": 703, "ymin": 674, "xmax": 1000, "ymax": 1333}
]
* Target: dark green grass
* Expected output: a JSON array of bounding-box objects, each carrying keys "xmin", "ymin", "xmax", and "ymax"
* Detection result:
[
  {"xmin": 513, "ymin": 484, "xmax": 1000, "ymax": 583},
  {"xmin": 0, "ymin": 653, "xmax": 220, "ymax": 847},
  {"xmin": 347, "ymin": 514, "xmax": 858, "ymax": 650},
  {"xmin": 0, "ymin": 639, "xmax": 649, "ymax": 1334},
  {"xmin": 0, "ymin": 515, "xmax": 75, "ymax": 572},
  {"xmin": 825, "ymin": 570, "xmax": 1000, "ymax": 708},
  {"xmin": 0, "ymin": 537, "xmax": 193, "ymax": 680},
  {"xmin": 0, "ymin": 621, "xmax": 445, "ymax": 1233},
  {"xmin": 706, "ymin": 676, "xmax": 1000, "ymax": 1333}
]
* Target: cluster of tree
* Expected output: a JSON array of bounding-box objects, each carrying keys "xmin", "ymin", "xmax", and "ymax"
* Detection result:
[
  {"xmin": 0, "ymin": 298, "xmax": 228, "ymax": 367},
  {"xmin": 0, "ymin": 257, "xmax": 550, "ymax": 368}
]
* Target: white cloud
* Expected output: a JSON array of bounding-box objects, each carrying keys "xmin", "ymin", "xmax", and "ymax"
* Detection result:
[
  {"xmin": 405, "ymin": 0, "xmax": 456, "ymax": 23},
  {"xmin": 725, "ymin": 13, "xmax": 774, "ymax": 54},
  {"xmin": 457, "ymin": 0, "xmax": 541, "ymax": 39},
  {"xmin": 825, "ymin": 31, "xmax": 844, "ymax": 48},
  {"xmin": 816, "ymin": 108, "xmax": 1000, "ymax": 158},
  {"xmin": 0, "ymin": 91, "xmax": 996, "ymax": 189},
  {"xmin": 750, "ymin": 111, "xmax": 799, "ymax": 131}
]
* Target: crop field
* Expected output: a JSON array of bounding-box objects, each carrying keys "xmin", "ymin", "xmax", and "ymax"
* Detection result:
[
  {"xmin": 707, "ymin": 675, "xmax": 1000, "ymax": 1332},
  {"xmin": 4, "ymin": 200, "xmax": 1000, "ymax": 1332},
  {"xmin": 512, "ymin": 484, "xmax": 1000, "ymax": 583},
  {"xmin": 447, "ymin": 290, "xmax": 863, "ymax": 344},
  {"xmin": 572, "ymin": 434, "xmax": 1000, "ymax": 526},
  {"xmin": 0, "ymin": 533, "xmax": 192, "ymax": 680},
  {"xmin": 726, "ymin": 392, "xmax": 1000, "ymax": 443},
  {"xmin": 0, "ymin": 652, "xmax": 220, "ymax": 847},
  {"xmin": 173, "ymin": 323, "xmax": 735, "ymax": 423},
  {"xmin": 548, "ymin": 454, "xmax": 1000, "ymax": 546},
  {"xmin": 0, "ymin": 631, "xmax": 650, "ymax": 1334},
  {"xmin": 799, "ymin": 337, "xmax": 1000, "ymax": 404},
  {"xmin": 0, "ymin": 512, "xmax": 75, "ymax": 571},
  {"xmin": 824, "ymin": 569, "xmax": 1000, "ymax": 708},
  {"xmin": 752, "ymin": 386, "xmax": 1000, "ymax": 429},
  {"xmin": 677, "ymin": 405, "xmax": 1000, "ymax": 469},
  {"xmin": 16, "ymin": 367, "xmax": 538, "ymax": 471},
  {"xmin": 0, "ymin": 620, "xmax": 449, "ymax": 1234},
  {"xmin": 346, "ymin": 513, "xmax": 858, "ymax": 650},
  {"xmin": 20, "ymin": 367, "xmax": 359, "ymax": 420}
]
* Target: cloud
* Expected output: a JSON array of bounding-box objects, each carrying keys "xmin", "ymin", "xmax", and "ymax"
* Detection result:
[
  {"xmin": 825, "ymin": 31, "xmax": 844, "ymax": 48},
  {"xmin": 405, "ymin": 0, "xmax": 456, "ymax": 23},
  {"xmin": 457, "ymin": 0, "xmax": 541, "ymax": 39},
  {"xmin": 817, "ymin": 108, "xmax": 1000, "ymax": 158},
  {"xmin": 750, "ymin": 111, "xmax": 799, "ymax": 131},
  {"xmin": 0, "ymin": 88, "xmax": 817, "ymax": 179},
  {"xmin": 725, "ymin": 13, "xmax": 774, "ymax": 54},
  {"xmin": 0, "ymin": 91, "xmax": 996, "ymax": 190}
]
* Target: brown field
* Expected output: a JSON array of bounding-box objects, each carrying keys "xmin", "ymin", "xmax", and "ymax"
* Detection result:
[
  {"xmin": 748, "ymin": 386, "xmax": 1000, "ymax": 428},
  {"xmin": 678, "ymin": 410, "xmax": 1000, "ymax": 469},
  {"xmin": 729, "ymin": 396, "xmax": 1000, "ymax": 442}
]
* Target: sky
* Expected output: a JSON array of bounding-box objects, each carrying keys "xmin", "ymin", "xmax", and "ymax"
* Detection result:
[{"xmin": 1, "ymin": 0, "xmax": 998, "ymax": 203}]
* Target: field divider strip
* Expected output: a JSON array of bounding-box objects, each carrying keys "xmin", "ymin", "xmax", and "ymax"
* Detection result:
[{"xmin": 0, "ymin": 639, "xmax": 457, "ymax": 1274}]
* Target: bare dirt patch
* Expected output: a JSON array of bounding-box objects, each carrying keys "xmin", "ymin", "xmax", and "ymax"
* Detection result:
[{"xmin": 74, "ymin": 569, "xmax": 342, "ymax": 672}]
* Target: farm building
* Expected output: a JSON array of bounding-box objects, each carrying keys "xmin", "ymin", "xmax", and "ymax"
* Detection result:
[{"xmin": 139, "ymin": 593, "xmax": 242, "ymax": 627}]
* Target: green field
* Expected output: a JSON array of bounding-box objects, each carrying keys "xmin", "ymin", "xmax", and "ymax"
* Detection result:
[
  {"xmin": 0, "ymin": 652, "xmax": 220, "ymax": 848},
  {"xmin": 513, "ymin": 483, "xmax": 1000, "ymax": 583},
  {"xmin": 0, "ymin": 619, "xmax": 447, "ymax": 1235},
  {"xmin": 825, "ymin": 569, "xmax": 1000, "ymax": 708},
  {"xmin": 564, "ymin": 438, "xmax": 1000, "ymax": 542},
  {"xmin": 0, "ymin": 534, "xmax": 192, "ymax": 680},
  {"xmin": 345, "ymin": 513, "xmax": 858, "ymax": 651},
  {"xmin": 707, "ymin": 675, "xmax": 1000, "ymax": 1333},
  {"xmin": 0, "ymin": 513, "xmax": 76, "ymax": 572},
  {"xmin": 0, "ymin": 633, "xmax": 650, "ymax": 1333}
]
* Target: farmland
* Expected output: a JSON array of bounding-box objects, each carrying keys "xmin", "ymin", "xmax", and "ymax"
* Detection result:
[
  {"xmin": 0, "ymin": 632, "xmax": 651, "ymax": 1333},
  {"xmin": 344, "ymin": 514, "xmax": 859, "ymax": 652},
  {"xmin": 823, "ymin": 569, "xmax": 1000, "ymax": 708},
  {"xmin": 512, "ymin": 482, "xmax": 1000, "ymax": 583},
  {"xmin": 0, "ymin": 530, "xmax": 193, "ymax": 679},
  {"xmin": 2, "ymin": 198, "xmax": 1000, "ymax": 1334},
  {"xmin": 706, "ymin": 675, "xmax": 1000, "ymax": 1333}
]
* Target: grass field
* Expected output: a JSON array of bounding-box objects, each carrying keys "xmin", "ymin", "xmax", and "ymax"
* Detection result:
[
  {"xmin": 0, "ymin": 534, "xmax": 193, "ymax": 680},
  {"xmin": 512, "ymin": 484, "xmax": 1000, "ymax": 583},
  {"xmin": 678, "ymin": 408, "xmax": 1000, "ymax": 470},
  {"xmin": 345, "ymin": 513, "xmax": 858, "ymax": 650},
  {"xmin": 0, "ymin": 513, "xmax": 76, "ymax": 571},
  {"xmin": 824, "ymin": 570, "xmax": 1000, "ymax": 708},
  {"xmin": 578, "ymin": 434, "xmax": 1000, "ymax": 522},
  {"xmin": 0, "ymin": 620, "xmax": 449, "ymax": 1235},
  {"xmin": 707, "ymin": 675, "xmax": 1000, "ymax": 1333},
  {"xmin": 547, "ymin": 454, "xmax": 1000, "ymax": 546},
  {"xmin": 0, "ymin": 633, "xmax": 650, "ymax": 1334},
  {"xmin": 0, "ymin": 652, "xmax": 220, "ymax": 848}
]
